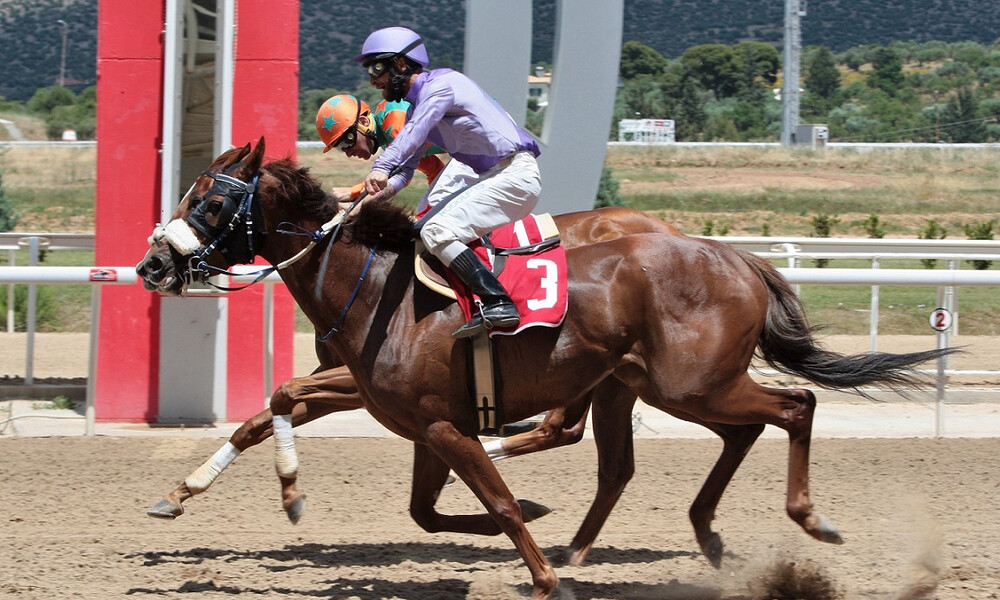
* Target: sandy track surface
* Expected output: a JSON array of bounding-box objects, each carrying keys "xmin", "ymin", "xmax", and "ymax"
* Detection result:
[{"xmin": 0, "ymin": 436, "xmax": 998, "ymax": 599}]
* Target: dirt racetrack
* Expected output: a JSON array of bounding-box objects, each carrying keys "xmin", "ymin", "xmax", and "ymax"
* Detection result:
[{"xmin": 1, "ymin": 435, "xmax": 998, "ymax": 600}]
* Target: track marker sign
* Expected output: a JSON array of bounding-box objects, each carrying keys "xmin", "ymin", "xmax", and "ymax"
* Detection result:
[{"xmin": 928, "ymin": 307, "xmax": 953, "ymax": 332}]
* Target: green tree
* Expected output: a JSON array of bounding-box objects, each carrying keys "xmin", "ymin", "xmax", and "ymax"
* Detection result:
[
  {"xmin": 805, "ymin": 46, "xmax": 840, "ymax": 100},
  {"xmin": 942, "ymin": 87, "xmax": 987, "ymax": 142},
  {"xmin": 867, "ymin": 47, "xmax": 905, "ymax": 96},
  {"xmin": 733, "ymin": 41, "xmax": 780, "ymax": 91},
  {"xmin": 680, "ymin": 44, "xmax": 743, "ymax": 99},
  {"xmin": 619, "ymin": 41, "xmax": 669, "ymax": 80},
  {"xmin": 26, "ymin": 85, "xmax": 76, "ymax": 114},
  {"xmin": 675, "ymin": 78, "xmax": 708, "ymax": 140}
]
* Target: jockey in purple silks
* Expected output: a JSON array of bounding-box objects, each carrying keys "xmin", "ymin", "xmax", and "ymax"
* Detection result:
[{"xmin": 356, "ymin": 26, "xmax": 542, "ymax": 339}]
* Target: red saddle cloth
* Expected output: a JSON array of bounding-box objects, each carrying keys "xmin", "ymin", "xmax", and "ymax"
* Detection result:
[{"xmin": 445, "ymin": 215, "xmax": 568, "ymax": 337}]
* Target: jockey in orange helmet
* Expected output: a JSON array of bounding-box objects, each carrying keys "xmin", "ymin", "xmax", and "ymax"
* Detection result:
[{"xmin": 315, "ymin": 94, "xmax": 445, "ymax": 204}]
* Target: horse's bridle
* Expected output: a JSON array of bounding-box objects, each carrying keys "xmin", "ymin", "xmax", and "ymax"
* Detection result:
[{"xmin": 149, "ymin": 168, "xmax": 271, "ymax": 290}]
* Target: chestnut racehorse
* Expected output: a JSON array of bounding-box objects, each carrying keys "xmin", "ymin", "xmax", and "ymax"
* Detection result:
[
  {"xmin": 147, "ymin": 207, "xmax": 682, "ymax": 523},
  {"xmin": 137, "ymin": 139, "xmax": 951, "ymax": 600}
]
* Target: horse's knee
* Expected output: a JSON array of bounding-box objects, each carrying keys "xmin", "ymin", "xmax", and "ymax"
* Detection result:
[
  {"xmin": 270, "ymin": 380, "xmax": 297, "ymax": 411},
  {"xmin": 598, "ymin": 461, "xmax": 634, "ymax": 493}
]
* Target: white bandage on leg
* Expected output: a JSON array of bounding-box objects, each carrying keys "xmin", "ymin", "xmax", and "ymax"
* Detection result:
[
  {"xmin": 184, "ymin": 441, "xmax": 241, "ymax": 495},
  {"xmin": 272, "ymin": 414, "xmax": 298, "ymax": 478},
  {"xmin": 481, "ymin": 438, "xmax": 508, "ymax": 462},
  {"xmin": 162, "ymin": 219, "xmax": 203, "ymax": 255}
]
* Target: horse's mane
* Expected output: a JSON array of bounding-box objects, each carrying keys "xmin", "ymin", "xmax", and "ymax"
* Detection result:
[
  {"xmin": 264, "ymin": 158, "xmax": 334, "ymax": 221},
  {"xmin": 347, "ymin": 200, "xmax": 417, "ymax": 252},
  {"xmin": 263, "ymin": 158, "xmax": 415, "ymax": 253}
]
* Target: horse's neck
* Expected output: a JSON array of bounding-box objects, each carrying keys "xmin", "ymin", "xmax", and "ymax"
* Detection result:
[{"xmin": 272, "ymin": 239, "xmax": 409, "ymax": 351}]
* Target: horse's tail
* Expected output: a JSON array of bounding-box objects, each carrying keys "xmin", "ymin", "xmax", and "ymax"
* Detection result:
[{"xmin": 737, "ymin": 249, "xmax": 955, "ymax": 392}]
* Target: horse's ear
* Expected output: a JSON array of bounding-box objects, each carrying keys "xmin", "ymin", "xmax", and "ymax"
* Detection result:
[{"xmin": 241, "ymin": 137, "xmax": 265, "ymax": 174}]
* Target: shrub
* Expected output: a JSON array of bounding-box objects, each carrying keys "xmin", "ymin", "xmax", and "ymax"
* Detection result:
[
  {"xmin": 594, "ymin": 166, "xmax": 622, "ymax": 208},
  {"xmin": 919, "ymin": 219, "xmax": 947, "ymax": 269},
  {"xmin": 0, "ymin": 285, "xmax": 60, "ymax": 331},
  {"xmin": 964, "ymin": 219, "xmax": 996, "ymax": 270}
]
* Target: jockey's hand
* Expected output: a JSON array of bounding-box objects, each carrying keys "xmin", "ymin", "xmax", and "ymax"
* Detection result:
[
  {"xmin": 364, "ymin": 170, "xmax": 389, "ymax": 195},
  {"xmin": 330, "ymin": 187, "xmax": 353, "ymax": 203}
]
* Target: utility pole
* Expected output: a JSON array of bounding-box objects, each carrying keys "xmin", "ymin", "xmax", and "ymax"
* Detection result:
[
  {"xmin": 780, "ymin": 0, "xmax": 805, "ymax": 145},
  {"xmin": 57, "ymin": 19, "xmax": 68, "ymax": 87}
]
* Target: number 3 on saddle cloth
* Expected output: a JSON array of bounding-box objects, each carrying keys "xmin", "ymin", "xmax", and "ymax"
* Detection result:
[{"xmin": 414, "ymin": 214, "xmax": 569, "ymax": 336}]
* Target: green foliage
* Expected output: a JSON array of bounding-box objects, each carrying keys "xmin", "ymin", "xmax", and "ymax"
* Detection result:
[
  {"xmin": 619, "ymin": 41, "xmax": 670, "ymax": 79},
  {"xmin": 919, "ymin": 219, "xmax": 947, "ymax": 268},
  {"xmin": 700, "ymin": 219, "xmax": 729, "ymax": 236},
  {"xmin": 942, "ymin": 87, "xmax": 987, "ymax": 142},
  {"xmin": 863, "ymin": 214, "xmax": 886, "ymax": 238},
  {"xmin": 0, "ymin": 167, "xmax": 19, "ymax": 231},
  {"xmin": 21, "ymin": 85, "xmax": 95, "ymax": 140},
  {"xmin": 867, "ymin": 47, "xmax": 905, "ymax": 95},
  {"xmin": 963, "ymin": 218, "xmax": 996, "ymax": 270},
  {"xmin": 32, "ymin": 396, "xmax": 76, "ymax": 410},
  {"xmin": 681, "ymin": 44, "xmax": 744, "ymax": 99},
  {"xmin": 0, "ymin": 285, "xmax": 60, "ymax": 332},
  {"xmin": 810, "ymin": 213, "xmax": 841, "ymax": 267},
  {"xmin": 805, "ymin": 46, "xmax": 841, "ymax": 100},
  {"xmin": 594, "ymin": 166, "xmax": 622, "ymax": 208}
]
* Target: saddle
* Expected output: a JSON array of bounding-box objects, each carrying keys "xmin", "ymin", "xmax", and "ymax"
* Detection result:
[
  {"xmin": 415, "ymin": 213, "xmax": 567, "ymax": 335},
  {"xmin": 414, "ymin": 213, "xmax": 567, "ymax": 436}
]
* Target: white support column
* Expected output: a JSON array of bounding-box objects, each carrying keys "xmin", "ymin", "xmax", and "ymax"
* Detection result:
[{"xmin": 464, "ymin": 0, "xmax": 624, "ymax": 215}]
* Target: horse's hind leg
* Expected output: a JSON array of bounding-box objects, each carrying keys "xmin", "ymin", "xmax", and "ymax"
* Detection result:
[
  {"xmin": 483, "ymin": 398, "xmax": 591, "ymax": 461},
  {"xmin": 679, "ymin": 381, "xmax": 845, "ymax": 547},
  {"xmin": 565, "ymin": 378, "xmax": 637, "ymax": 567},
  {"xmin": 687, "ymin": 421, "xmax": 764, "ymax": 567},
  {"xmin": 777, "ymin": 387, "xmax": 844, "ymax": 545}
]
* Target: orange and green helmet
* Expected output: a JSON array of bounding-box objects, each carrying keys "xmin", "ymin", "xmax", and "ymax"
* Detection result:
[{"xmin": 315, "ymin": 95, "xmax": 371, "ymax": 153}]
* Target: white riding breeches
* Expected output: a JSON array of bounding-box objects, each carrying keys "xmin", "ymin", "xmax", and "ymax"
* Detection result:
[{"xmin": 418, "ymin": 151, "xmax": 540, "ymax": 266}]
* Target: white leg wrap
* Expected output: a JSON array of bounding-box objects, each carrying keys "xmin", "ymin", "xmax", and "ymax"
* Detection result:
[
  {"xmin": 482, "ymin": 438, "xmax": 508, "ymax": 462},
  {"xmin": 184, "ymin": 442, "xmax": 241, "ymax": 495},
  {"xmin": 272, "ymin": 414, "xmax": 298, "ymax": 478}
]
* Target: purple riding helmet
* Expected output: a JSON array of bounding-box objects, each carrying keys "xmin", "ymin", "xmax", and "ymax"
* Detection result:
[{"xmin": 355, "ymin": 26, "xmax": 428, "ymax": 101}]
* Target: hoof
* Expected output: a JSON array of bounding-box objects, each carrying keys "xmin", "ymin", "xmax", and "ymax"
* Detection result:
[
  {"xmin": 700, "ymin": 533, "xmax": 724, "ymax": 568},
  {"xmin": 284, "ymin": 493, "xmax": 306, "ymax": 525},
  {"xmin": 806, "ymin": 514, "xmax": 845, "ymax": 545},
  {"xmin": 147, "ymin": 499, "xmax": 183, "ymax": 519},
  {"xmin": 517, "ymin": 498, "xmax": 552, "ymax": 523}
]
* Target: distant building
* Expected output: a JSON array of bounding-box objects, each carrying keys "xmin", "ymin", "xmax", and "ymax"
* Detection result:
[{"xmin": 528, "ymin": 67, "xmax": 551, "ymax": 108}]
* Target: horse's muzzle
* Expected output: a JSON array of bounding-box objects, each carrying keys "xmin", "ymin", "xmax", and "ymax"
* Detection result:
[{"xmin": 136, "ymin": 252, "xmax": 184, "ymax": 295}]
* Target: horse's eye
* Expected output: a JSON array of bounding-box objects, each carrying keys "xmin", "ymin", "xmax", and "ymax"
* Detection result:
[{"xmin": 206, "ymin": 199, "xmax": 224, "ymax": 216}]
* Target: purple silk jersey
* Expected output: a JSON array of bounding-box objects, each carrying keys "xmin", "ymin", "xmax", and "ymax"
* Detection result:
[{"xmin": 371, "ymin": 69, "xmax": 540, "ymax": 193}]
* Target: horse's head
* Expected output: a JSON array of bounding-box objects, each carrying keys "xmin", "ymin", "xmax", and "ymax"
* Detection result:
[{"xmin": 136, "ymin": 137, "xmax": 269, "ymax": 295}]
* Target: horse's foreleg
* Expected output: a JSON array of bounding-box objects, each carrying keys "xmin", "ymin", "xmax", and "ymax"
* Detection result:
[
  {"xmin": 565, "ymin": 379, "xmax": 637, "ymax": 567},
  {"xmin": 423, "ymin": 421, "xmax": 558, "ymax": 600},
  {"xmin": 268, "ymin": 366, "xmax": 363, "ymax": 524}
]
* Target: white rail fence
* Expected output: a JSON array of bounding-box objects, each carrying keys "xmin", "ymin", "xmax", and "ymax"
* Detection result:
[{"xmin": 3, "ymin": 234, "xmax": 1000, "ymax": 436}]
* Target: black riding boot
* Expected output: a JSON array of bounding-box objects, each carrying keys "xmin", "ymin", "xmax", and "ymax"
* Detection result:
[{"xmin": 448, "ymin": 249, "xmax": 520, "ymax": 338}]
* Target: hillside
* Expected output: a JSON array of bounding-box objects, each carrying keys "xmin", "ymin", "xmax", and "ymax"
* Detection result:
[{"xmin": 2, "ymin": 0, "xmax": 1000, "ymax": 101}]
